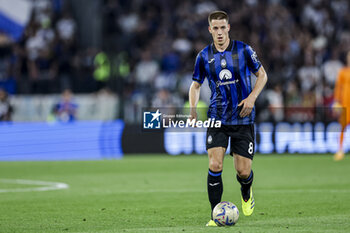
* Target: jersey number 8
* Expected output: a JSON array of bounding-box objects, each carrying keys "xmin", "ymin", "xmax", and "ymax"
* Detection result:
[{"xmin": 248, "ymin": 142, "xmax": 254, "ymax": 155}]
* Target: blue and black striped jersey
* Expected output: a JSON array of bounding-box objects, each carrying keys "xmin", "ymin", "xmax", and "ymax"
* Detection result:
[{"xmin": 192, "ymin": 40, "xmax": 261, "ymax": 125}]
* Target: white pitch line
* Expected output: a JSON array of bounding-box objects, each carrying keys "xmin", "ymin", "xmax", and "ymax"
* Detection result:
[{"xmin": 0, "ymin": 179, "xmax": 69, "ymax": 193}]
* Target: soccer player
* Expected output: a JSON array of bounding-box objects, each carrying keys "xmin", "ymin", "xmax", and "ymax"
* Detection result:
[
  {"xmin": 188, "ymin": 11, "xmax": 268, "ymax": 226},
  {"xmin": 333, "ymin": 51, "xmax": 350, "ymax": 161}
]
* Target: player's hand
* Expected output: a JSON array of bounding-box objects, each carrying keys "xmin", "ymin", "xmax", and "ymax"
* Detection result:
[
  {"xmin": 189, "ymin": 109, "xmax": 197, "ymax": 121},
  {"xmin": 332, "ymin": 101, "xmax": 343, "ymax": 116},
  {"xmin": 238, "ymin": 95, "xmax": 256, "ymax": 118}
]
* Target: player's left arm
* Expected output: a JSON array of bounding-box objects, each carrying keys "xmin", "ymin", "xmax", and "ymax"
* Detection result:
[{"xmin": 238, "ymin": 66, "xmax": 268, "ymax": 117}]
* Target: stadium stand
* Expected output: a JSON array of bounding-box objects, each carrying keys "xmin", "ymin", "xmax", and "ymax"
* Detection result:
[{"xmin": 0, "ymin": 0, "xmax": 349, "ymax": 122}]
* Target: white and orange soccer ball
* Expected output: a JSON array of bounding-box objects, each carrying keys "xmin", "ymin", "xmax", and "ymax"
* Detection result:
[{"xmin": 212, "ymin": 201, "xmax": 239, "ymax": 226}]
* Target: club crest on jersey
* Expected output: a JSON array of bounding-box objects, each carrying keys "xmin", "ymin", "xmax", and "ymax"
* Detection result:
[
  {"xmin": 220, "ymin": 58, "xmax": 227, "ymax": 68},
  {"xmin": 219, "ymin": 69, "xmax": 232, "ymax": 80}
]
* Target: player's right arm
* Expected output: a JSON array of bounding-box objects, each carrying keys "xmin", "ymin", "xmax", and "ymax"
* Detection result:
[
  {"xmin": 333, "ymin": 69, "xmax": 344, "ymax": 117},
  {"xmin": 189, "ymin": 52, "xmax": 206, "ymax": 120},
  {"xmin": 334, "ymin": 70, "xmax": 344, "ymax": 105},
  {"xmin": 189, "ymin": 81, "xmax": 201, "ymax": 120}
]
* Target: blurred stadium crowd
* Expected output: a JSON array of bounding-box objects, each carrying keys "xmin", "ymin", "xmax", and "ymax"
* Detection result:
[{"xmin": 0, "ymin": 0, "xmax": 350, "ymax": 122}]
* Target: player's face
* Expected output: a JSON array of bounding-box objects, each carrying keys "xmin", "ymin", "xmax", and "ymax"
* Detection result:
[{"xmin": 208, "ymin": 19, "xmax": 230, "ymax": 46}]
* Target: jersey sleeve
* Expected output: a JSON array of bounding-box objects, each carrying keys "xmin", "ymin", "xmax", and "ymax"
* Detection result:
[
  {"xmin": 334, "ymin": 70, "xmax": 344, "ymax": 103},
  {"xmin": 192, "ymin": 52, "xmax": 206, "ymax": 84},
  {"xmin": 245, "ymin": 45, "xmax": 261, "ymax": 74}
]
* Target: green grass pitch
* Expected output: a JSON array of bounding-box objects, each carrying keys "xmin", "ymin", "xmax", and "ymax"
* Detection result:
[{"xmin": 0, "ymin": 154, "xmax": 350, "ymax": 233}]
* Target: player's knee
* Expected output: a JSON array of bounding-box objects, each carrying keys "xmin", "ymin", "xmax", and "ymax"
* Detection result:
[
  {"xmin": 209, "ymin": 160, "xmax": 223, "ymax": 172},
  {"xmin": 236, "ymin": 168, "xmax": 250, "ymax": 179}
]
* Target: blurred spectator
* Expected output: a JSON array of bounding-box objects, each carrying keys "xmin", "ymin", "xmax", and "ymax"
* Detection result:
[
  {"xmin": 56, "ymin": 10, "xmax": 76, "ymax": 45},
  {"xmin": 51, "ymin": 89, "xmax": 77, "ymax": 122},
  {"xmin": 266, "ymin": 84, "xmax": 284, "ymax": 122},
  {"xmin": 151, "ymin": 89, "xmax": 182, "ymax": 108},
  {"xmin": 72, "ymin": 47, "xmax": 98, "ymax": 93},
  {"xmin": 93, "ymin": 51, "xmax": 111, "ymax": 91},
  {"xmin": 172, "ymin": 34, "xmax": 192, "ymax": 55},
  {"xmin": 298, "ymin": 50, "xmax": 321, "ymax": 93},
  {"xmin": 161, "ymin": 50, "xmax": 181, "ymax": 73},
  {"xmin": 134, "ymin": 50, "xmax": 159, "ymax": 87},
  {"xmin": 322, "ymin": 50, "xmax": 343, "ymax": 86},
  {"xmin": 0, "ymin": 48, "xmax": 17, "ymax": 94},
  {"xmin": 24, "ymin": 4, "xmax": 58, "ymax": 94},
  {"xmin": 0, "ymin": 88, "xmax": 13, "ymax": 121},
  {"xmin": 297, "ymin": 50, "xmax": 322, "ymax": 106},
  {"xmin": 151, "ymin": 89, "xmax": 182, "ymax": 116},
  {"xmin": 285, "ymin": 80, "xmax": 302, "ymax": 107}
]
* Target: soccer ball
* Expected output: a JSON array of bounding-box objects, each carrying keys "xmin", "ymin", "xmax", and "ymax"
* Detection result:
[{"xmin": 212, "ymin": 201, "xmax": 239, "ymax": 226}]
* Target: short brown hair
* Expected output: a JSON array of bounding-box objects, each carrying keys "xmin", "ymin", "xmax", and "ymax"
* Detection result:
[{"xmin": 208, "ymin": 11, "xmax": 228, "ymax": 25}]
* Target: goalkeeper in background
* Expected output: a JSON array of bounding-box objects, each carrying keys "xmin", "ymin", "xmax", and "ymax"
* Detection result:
[{"xmin": 333, "ymin": 51, "xmax": 350, "ymax": 161}]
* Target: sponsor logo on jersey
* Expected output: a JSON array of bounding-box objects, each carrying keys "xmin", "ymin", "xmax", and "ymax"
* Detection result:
[
  {"xmin": 219, "ymin": 69, "xmax": 232, "ymax": 80},
  {"xmin": 216, "ymin": 79, "xmax": 239, "ymax": 87}
]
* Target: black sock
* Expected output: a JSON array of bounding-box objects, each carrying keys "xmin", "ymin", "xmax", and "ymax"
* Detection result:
[
  {"xmin": 236, "ymin": 170, "xmax": 254, "ymax": 202},
  {"xmin": 207, "ymin": 169, "xmax": 223, "ymax": 218}
]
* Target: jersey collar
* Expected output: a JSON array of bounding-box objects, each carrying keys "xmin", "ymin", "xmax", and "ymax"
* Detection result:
[{"xmin": 211, "ymin": 40, "xmax": 233, "ymax": 54}]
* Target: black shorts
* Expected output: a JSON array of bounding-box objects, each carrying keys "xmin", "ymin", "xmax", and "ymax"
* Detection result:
[{"xmin": 206, "ymin": 124, "xmax": 255, "ymax": 160}]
